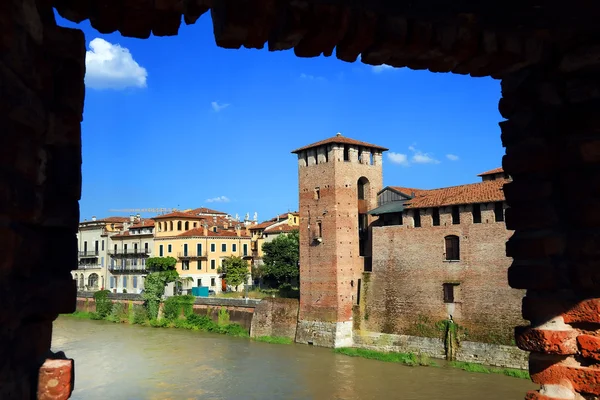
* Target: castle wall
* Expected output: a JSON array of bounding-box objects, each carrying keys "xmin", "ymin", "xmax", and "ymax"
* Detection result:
[{"xmin": 363, "ymin": 204, "xmax": 526, "ymax": 345}]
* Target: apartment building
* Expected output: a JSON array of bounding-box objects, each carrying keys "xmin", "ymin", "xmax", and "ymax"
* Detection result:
[
  {"xmin": 108, "ymin": 218, "xmax": 154, "ymax": 294},
  {"xmin": 248, "ymin": 212, "xmax": 299, "ymax": 267},
  {"xmin": 153, "ymin": 207, "xmax": 253, "ymax": 294}
]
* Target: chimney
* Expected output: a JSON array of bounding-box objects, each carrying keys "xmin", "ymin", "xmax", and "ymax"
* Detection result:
[
  {"xmin": 235, "ymin": 224, "xmax": 241, "ymax": 237},
  {"xmin": 136, "ymin": 213, "xmax": 141, "ymax": 221},
  {"xmin": 202, "ymin": 223, "xmax": 208, "ymax": 236},
  {"xmin": 129, "ymin": 214, "xmax": 134, "ymax": 223},
  {"xmin": 92, "ymin": 216, "xmax": 96, "ymax": 221}
]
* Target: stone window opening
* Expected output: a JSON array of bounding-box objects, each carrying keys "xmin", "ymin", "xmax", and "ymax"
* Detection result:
[
  {"xmin": 314, "ymin": 187, "xmax": 320, "ymax": 200},
  {"xmin": 177, "ymin": 221, "xmax": 182, "ymax": 231},
  {"xmin": 343, "ymin": 145, "xmax": 350, "ymax": 161},
  {"xmin": 221, "ymin": 243, "xmax": 227, "ymax": 252},
  {"xmin": 357, "ymin": 177, "xmax": 369, "ymax": 200},
  {"xmin": 472, "ymin": 204, "xmax": 482, "ymax": 224},
  {"xmin": 211, "ymin": 278, "xmax": 216, "ymax": 286},
  {"xmin": 213, "ymin": 226, "xmax": 217, "ymax": 233},
  {"xmin": 445, "ymin": 235, "xmax": 460, "ymax": 261},
  {"xmin": 413, "ymin": 209, "xmax": 421, "ymax": 227},
  {"xmin": 159, "ymin": 245, "xmax": 164, "ymax": 257},
  {"xmin": 432, "ymin": 208, "xmax": 440, "ymax": 226},
  {"xmin": 443, "ymin": 283, "xmax": 459, "ymax": 303},
  {"xmin": 168, "ymin": 244, "xmax": 172, "ymax": 253},
  {"xmin": 304, "ymin": 151, "xmax": 308, "ymax": 167},
  {"xmin": 451, "ymin": 206, "xmax": 460, "ymax": 225},
  {"xmin": 182, "ymin": 260, "xmax": 190, "ymax": 270},
  {"xmin": 317, "ymin": 221, "xmax": 323, "ymax": 238},
  {"xmin": 169, "ymin": 221, "xmax": 174, "ymax": 231},
  {"xmin": 494, "ymin": 202, "xmax": 504, "ymax": 222},
  {"xmin": 184, "ymin": 221, "xmax": 189, "ymax": 230}
]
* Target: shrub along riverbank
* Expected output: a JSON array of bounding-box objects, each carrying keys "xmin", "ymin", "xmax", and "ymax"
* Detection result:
[{"xmin": 333, "ymin": 348, "xmax": 530, "ymax": 380}]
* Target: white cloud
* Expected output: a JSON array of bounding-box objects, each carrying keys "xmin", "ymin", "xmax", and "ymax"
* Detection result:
[
  {"xmin": 372, "ymin": 64, "xmax": 395, "ymax": 73},
  {"xmin": 211, "ymin": 101, "xmax": 230, "ymax": 112},
  {"xmin": 446, "ymin": 154, "xmax": 459, "ymax": 161},
  {"xmin": 85, "ymin": 38, "xmax": 147, "ymax": 90},
  {"xmin": 412, "ymin": 151, "xmax": 440, "ymax": 164},
  {"xmin": 206, "ymin": 196, "xmax": 230, "ymax": 203},
  {"xmin": 300, "ymin": 73, "xmax": 325, "ymax": 81},
  {"xmin": 387, "ymin": 152, "xmax": 409, "ymax": 166},
  {"xmin": 388, "ymin": 146, "xmax": 440, "ymax": 166}
]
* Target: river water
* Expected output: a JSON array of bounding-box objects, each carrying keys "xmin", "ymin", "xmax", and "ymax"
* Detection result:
[{"xmin": 52, "ymin": 317, "xmax": 535, "ymax": 400}]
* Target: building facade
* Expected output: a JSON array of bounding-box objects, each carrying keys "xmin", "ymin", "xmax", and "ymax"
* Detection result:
[
  {"xmin": 249, "ymin": 212, "xmax": 299, "ymax": 267},
  {"xmin": 108, "ymin": 217, "xmax": 154, "ymax": 294},
  {"xmin": 153, "ymin": 208, "xmax": 253, "ymax": 294},
  {"xmin": 292, "ymin": 133, "xmax": 385, "ymax": 347},
  {"xmin": 73, "ymin": 216, "xmax": 129, "ymax": 291}
]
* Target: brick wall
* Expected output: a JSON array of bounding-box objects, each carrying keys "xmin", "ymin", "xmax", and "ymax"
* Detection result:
[
  {"xmin": 250, "ymin": 298, "xmax": 299, "ymax": 339},
  {"xmin": 364, "ymin": 204, "xmax": 526, "ymax": 345}
]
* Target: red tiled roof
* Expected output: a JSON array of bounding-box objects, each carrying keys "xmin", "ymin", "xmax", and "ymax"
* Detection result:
[
  {"xmin": 477, "ymin": 167, "xmax": 504, "ymax": 176},
  {"xmin": 177, "ymin": 228, "xmax": 249, "ymax": 238},
  {"xmin": 403, "ymin": 179, "xmax": 508, "ymax": 208},
  {"xmin": 187, "ymin": 207, "xmax": 228, "ymax": 215},
  {"xmin": 80, "ymin": 216, "xmax": 129, "ymax": 224},
  {"xmin": 291, "ymin": 134, "xmax": 388, "ymax": 153},
  {"xmin": 111, "ymin": 231, "xmax": 131, "ymax": 239},
  {"xmin": 264, "ymin": 224, "xmax": 299, "ymax": 234},
  {"xmin": 153, "ymin": 211, "xmax": 204, "ymax": 220},
  {"xmin": 248, "ymin": 221, "xmax": 276, "ymax": 230},
  {"xmin": 130, "ymin": 219, "xmax": 155, "ymax": 229}
]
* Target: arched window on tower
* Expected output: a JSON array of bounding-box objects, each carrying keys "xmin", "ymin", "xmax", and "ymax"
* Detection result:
[
  {"xmin": 445, "ymin": 235, "xmax": 460, "ymax": 261},
  {"xmin": 169, "ymin": 221, "xmax": 173, "ymax": 231},
  {"xmin": 177, "ymin": 221, "xmax": 182, "ymax": 231},
  {"xmin": 343, "ymin": 145, "xmax": 350, "ymax": 161},
  {"xmin": 184, "ymin": 221, "xmax": 189, "ymax": 231}
]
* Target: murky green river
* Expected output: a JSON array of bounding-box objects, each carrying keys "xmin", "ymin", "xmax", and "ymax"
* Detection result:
[{"xmin": 52, "ymin": 317, "xmax": 535, "ymax": 399}]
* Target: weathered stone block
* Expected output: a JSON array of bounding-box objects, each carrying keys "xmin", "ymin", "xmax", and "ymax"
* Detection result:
[{"xmin": 531, "ymin": 357, "xmax": 600, "ymax": 395}]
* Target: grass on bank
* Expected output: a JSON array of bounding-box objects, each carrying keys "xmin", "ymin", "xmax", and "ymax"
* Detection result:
[
  {"xmin": 334, "ymin": 348, "xmax": 530, "ymax": 380},
  {"xmin": 334, "ymin": 347, "xmax": 437, "ymax": 367},
  {"xmin": 449, "ymin": 361, "xmax": 530, "ymax": 380},
  {"xmin": 215, "ymin": 287, "xmax": 300, "ymax": 300},
  {"xmin": 252, "ymin": 336, "xmax": 294, "ymax": 345},
  {"xmin": 62, "ymin": 306, "xmax": 248, "ymax": 338}
]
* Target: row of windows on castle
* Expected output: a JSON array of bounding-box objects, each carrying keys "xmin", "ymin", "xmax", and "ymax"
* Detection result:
[
  {"xmin": 381, "ymin": 201, "xmax": 505, "ymax": 228},
  {"xmin": 301, "ymin": 145, "xmax": 381, "ymax": 166},
  {"xmin": 157, "ymin": 242, "xmax": 249, "ymax": 256}
]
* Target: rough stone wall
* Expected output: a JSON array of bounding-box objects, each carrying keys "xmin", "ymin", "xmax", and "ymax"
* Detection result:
[
  {"xmin": 297, "ymin": 143, "xmax": 383, "ymax": 346},
  {"xmin": 191, "ymin": 304, "xmax": 254, "ymax": 331},
  {"xmin": 502, "ymin": 63, "xmax": 600, "ymax": 399},
  {"xmin": 1, "ymin": 0, "xmax": 83, "ymax": 398},
  {"xmin": 250, "ymin": 298, "xmax": 299, "ymax": 340},
  {"xmin": 365, "ymin": 206, "xmax": 525, "ymax": 345},
  {"xmin": 457, "ymin": 341, "xmax": 528, "ymax": 370}
]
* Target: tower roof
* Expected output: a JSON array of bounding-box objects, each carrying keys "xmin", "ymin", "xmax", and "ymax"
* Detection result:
[{"xmin": 291, "ymin": 133, "xmax": 388, "ymax": 154}]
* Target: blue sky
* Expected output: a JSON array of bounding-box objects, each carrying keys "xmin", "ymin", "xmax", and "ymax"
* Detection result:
[{"xmin": 56, "ymin": 13, "xmax": 505, "ymax": 223}]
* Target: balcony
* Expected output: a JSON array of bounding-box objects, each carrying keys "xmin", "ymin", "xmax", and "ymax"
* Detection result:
[
  {"xmin": 108, "ymin": 265, "xmax": 147, "ymax": 274},
  {"xmin": 177, "ymin": 251, "xmax": 208, "ymax": 260},
  {"xmin": 78, "ymin": 251, "xmax": 98, "ymax": 258},
  {"xmin": 77, "ymin": 264, "xmax": 102, "ymax": 270},
  {"xmin": 108, "ymin": 249, "xmax": 151, "ymax": 257}
]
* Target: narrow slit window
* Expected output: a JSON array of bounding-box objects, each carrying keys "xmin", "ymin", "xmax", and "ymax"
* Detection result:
[
  {"xmin": 317, "ymin": 221, "xmax": 323, "ymax": 238},
  {"xmin": 314, "ymin": 187, "xmax": 320, "ymax": 200},
  {"xmin": 452, "ymin": 206, "xmax": 460, "ymax": 225},
  {"xmin": 343, "ymin": 145, "xmax": 350, "ymax": 161},
  {"xmin": 432, "ymin": 208, "xmax": 440, "ymax": 226},
  {"xmin": 472, "ymin": 204, "xmax": 482, "ymax": 223},
  {"xmin": 413, "ymin": 209, "xmax": 421, "ymax": 228},
  {"xmin": 494, "ymin": 202, "xmax": 505, "ymax": 222}
]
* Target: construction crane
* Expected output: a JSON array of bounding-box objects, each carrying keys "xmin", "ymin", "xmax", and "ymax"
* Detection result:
[{"xmin": 108, "ymin": 208, "xmax": 179, "ymax": 214}]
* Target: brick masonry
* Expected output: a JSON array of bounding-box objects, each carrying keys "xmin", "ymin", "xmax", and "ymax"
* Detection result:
[
  {"xmin": 250, "ymin": 298, "xmax": 299, "ymax": 340},
  {"xmin": 364, "ymin": 206, "xmax": 526, "ymax": 345},
  {"xmin": 295, "ymin": 140, "xmax": 383, "ymax": 347}
]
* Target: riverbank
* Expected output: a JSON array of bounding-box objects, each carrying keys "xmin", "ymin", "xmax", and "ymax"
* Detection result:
[
  {"xmin": 62, "ymin": 312, "xmax": 530, "ymax": 380},
  {"xmin": 333, "ymin": 348, "xmax": 530, "ymax": 380}
]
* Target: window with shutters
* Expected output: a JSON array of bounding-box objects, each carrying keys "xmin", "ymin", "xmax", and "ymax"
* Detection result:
[
  {"xmin": 443, "ymin": 283, "xmax": 459, "ymax": 303},
  {"xmin": 445, "ymin": 235, "xmax": 460, "ymax": 261}
]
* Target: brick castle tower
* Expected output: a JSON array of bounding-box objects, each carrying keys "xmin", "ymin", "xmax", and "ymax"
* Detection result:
[{"xmin": 291, "ymin": 133, "xmax": 387, "ymax": 347}]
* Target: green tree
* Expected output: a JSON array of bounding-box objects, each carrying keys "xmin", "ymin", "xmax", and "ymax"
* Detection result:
[
  {"xmin": 261, "ymin": 230, "xmax": 299, "ymax": 288},
  {"xmin": 219, "ymin": 256, "xmax": 250, "ymax": 291},
  {"xmin": 143, "ymin": 256, "xmax": 179, "ymax": 319}
]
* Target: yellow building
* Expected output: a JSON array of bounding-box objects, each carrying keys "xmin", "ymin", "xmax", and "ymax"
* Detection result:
[
  {"xmin": 153, "ymin": 208, "xmax": 252, "ymax": 294},
  {"xmin": 249, "ymin": 212, "xmax": 299, "ymax": 267}
]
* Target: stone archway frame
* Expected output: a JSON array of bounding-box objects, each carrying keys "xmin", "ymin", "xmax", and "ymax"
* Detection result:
[{"xmin": 5, "ymin": 1, "xmax": 600, "ymax": 399}]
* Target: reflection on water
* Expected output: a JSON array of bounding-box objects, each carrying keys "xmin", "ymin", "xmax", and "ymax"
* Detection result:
[{"xmin": 52, "ymin": 317, "xmax": 535, "ymax": 400}]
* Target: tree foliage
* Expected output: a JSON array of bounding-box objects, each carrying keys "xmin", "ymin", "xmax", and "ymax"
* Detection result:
[
  {"xmin": 220, "ymin": 256, "xmax": 250, "ymax": 290},
  {"xmin": 93, "ymin": 289, "xmax": 113, "ymax": 318},
  {"xmin": 260, "ymin": 230, "xmax": 299, "ymax": 288},
  {"xmin": 143, "ymin": 257, "xmax": 180, "ymax": 319}
]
